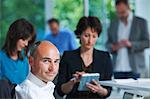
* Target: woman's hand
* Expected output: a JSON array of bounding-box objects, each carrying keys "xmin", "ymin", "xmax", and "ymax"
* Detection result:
[
  {"xmin": 61, "ymin": 71, "xmax": 86, "ymax": 94},
  {"xmin": 86, "ymin": 79, "xmax": 108, "ymax": 96},
  {"xmin": 72, "ymin": 71, "xmax": 86, "ymax": 82}
]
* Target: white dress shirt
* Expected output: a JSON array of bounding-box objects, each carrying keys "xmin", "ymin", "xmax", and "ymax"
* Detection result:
[
  {"xmin": 115, "ymin": 11, "xmax": 133, "ymax": 72},
  {"xmin": 15, "ymin": 73, "xmax": 55, "ymax": 99}
]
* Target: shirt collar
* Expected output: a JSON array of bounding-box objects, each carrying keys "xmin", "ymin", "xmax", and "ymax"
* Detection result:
[
  {"xmin": 127, "ymin": 11, "xmax": 133, "ymax": 22},
  {"xmin": 119, "ymin": 11, "xmax": 133, "ymax": 24},
  {"xmin": 28, "ymin": 72, "xmax": 55, "ymax": 88}
]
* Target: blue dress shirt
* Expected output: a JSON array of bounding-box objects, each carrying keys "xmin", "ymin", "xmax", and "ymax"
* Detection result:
[{"xmin": 45, "ymin": 30, "xmax": 78, "ymax": 55}]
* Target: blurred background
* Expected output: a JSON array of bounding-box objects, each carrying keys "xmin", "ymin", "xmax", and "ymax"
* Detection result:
[
  {"xmin": 0, "ymin": 0, "xmax": 150, "ymax": 77},
  {"xmin": 0, "ymin": 0, "xmax": 150, "ymax": 98}
]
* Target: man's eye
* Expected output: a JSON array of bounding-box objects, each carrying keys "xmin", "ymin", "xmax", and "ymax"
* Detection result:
[
  {"xmin": 43, "ymin": 59, "xmax": 49, "ymax": 63},
  {"xmin": 54, "ymin": 60, "xmax": 60, "ymax": 64}
]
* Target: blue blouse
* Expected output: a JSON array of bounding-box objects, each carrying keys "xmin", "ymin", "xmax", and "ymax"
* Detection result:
[{"xmin": 0, "ymin": 50, "xmax": 29, "ymax": 84}]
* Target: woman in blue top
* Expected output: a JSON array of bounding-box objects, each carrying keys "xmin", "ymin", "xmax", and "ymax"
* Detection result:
[{"xmin": 0, "ymin": 18, "xmax": 36, "ymax": 84}]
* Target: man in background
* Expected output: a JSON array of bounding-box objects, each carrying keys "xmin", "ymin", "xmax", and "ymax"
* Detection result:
[
  {"xmin": 45, "ymin": 18, "xmax": 78, "ymax": 56},
  {"xmin": 107, "ymin": 0, "xmax": 149, "ymax": 79}
]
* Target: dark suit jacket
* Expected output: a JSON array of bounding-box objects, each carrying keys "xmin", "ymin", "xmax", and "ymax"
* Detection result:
[
  {"xmin": 107, "ymin": 16, "xmax": 150, "ymax": 73},
  {"xmin": 0, "ymin": 78, "xmax": 16, "ymax": 99},
  {"xmin": 56, "ymin": 48, "xmax": 113, "ymax": 99}
]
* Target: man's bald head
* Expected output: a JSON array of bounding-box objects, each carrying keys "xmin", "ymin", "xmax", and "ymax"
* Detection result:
[
  {"xmin": 36, "ymin": 41, "xmax": 59, "ymax": 57},
  {"xmin": 29, "ymin": 40, "xmax": 60, "ymax": 83},
  {"xmin": 30, "ymin": 41, "xmax": 59, "ymax": 58}
]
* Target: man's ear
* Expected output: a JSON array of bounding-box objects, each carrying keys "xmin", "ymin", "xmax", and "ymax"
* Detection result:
[{"xmin": 28, "ymin": 56, "xmax": 34, "ymax": 68}]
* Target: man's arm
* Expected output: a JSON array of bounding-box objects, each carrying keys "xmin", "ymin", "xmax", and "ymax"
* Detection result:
[
  {"xmin": 69, "ymin": 32, "xmax": 78, "ymax": 50},
  {"xmin": 130, "ymin": 19, "xmax": 150, "ymax": 52},
  {"xmin": 106, "ymin": 20, "xmax": 121, "ymax": 53},
  {"xmin": 106, "ymin": 22, "xmax": 114, "ymax": 53}
]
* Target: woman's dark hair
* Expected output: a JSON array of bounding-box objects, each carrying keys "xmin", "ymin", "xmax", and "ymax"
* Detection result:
[
  {"xmin": 74, "ymin": 16, "xmax": 102, "ymax": 38},
  {"xmin": 115, "ymin": 0, "xmax": 129, "ymax": 6},
  {"xmin": 2, "ymin": 18, "xmax": 36, "ymax": 60}
]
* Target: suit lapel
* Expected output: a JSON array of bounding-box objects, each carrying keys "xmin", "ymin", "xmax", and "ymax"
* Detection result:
[{"xmin": 113, "ymin": 19, "xmax": 119, "ymax": 43}]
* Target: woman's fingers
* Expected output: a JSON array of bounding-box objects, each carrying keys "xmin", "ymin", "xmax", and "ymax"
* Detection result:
[
  {"xmin": 76, "ymin": 71, "xmax": 85, "ymax": 75},
  {"xmin": 73, "ymin": 71, "xmax": 86, "ymax": 79},
  {"xmin": 70, "ymin": 78, "xmax": 80, "ymax": 84},
  {"xmin": 72, "ymin": 73, "xmax": 78, "ymax": 78},
  {"xmin": 91, "ymin": 79, "xmax": 99, "ymax": 86},
  {"xmin": 86, "ymin": 83, "xmax": 99, "ymax": 93},
  {"xmin": 86, "ymin": 80, "xmax": 105, "ymax": 94}
]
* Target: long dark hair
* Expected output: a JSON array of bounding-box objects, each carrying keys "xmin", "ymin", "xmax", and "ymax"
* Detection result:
[{"xmin": 2, "ymin": 18, "xmax": 36, "ymax": 60}]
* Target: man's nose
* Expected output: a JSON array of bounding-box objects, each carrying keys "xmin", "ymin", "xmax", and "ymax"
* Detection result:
[{"xmin": 48, "ymin": 62, "xmax": 55, "ymax": 71}]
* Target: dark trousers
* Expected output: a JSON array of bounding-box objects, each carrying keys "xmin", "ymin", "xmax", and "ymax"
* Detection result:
[
  {"xmin": 0, "ymin": 78, "xmax": 16, "ymax": 99},
  {"xmin": 114, "ymin": 72, "xmax": 140, "ymax": 79}
]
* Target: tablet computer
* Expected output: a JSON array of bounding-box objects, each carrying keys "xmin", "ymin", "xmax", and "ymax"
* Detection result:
[{"xmin": 78, "ymin": 73, "xmax": 100, "ymax": 91}]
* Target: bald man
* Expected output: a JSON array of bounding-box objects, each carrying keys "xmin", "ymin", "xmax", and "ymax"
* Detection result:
[{"xmin": 15, "ymin": 41, "xmax": 60, "ymax": 99}]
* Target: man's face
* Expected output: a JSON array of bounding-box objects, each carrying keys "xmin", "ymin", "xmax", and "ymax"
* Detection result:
[
  {"xmin": 49, "ymin": 22, "xmax": 59, "ymax": 35},
  {"xmin": 116, "ymin": 3, "xmax": 130, "ymax": 21},
  {"xmin": 30, "ymin": 43, "xmax": 60, "ymax": 83}
]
